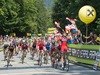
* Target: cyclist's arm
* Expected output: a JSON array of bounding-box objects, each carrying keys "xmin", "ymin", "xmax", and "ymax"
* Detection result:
[{"xmin": 43, "ymin": 43, "xmax": 46, "ymax": 51}]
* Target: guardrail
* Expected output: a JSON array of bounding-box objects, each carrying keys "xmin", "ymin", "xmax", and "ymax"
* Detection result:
[{"xmin": 68, "ymin": 44, "xmax": 100, "ymax": 65}]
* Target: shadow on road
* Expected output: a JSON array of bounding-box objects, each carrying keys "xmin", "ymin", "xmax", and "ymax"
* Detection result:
[
  {"xmin": 0, "ymin": 63, "xmax": 100, "ymax": 75},
  {"xmin": 0, "ymin": 65, "xmax": 52, "ymax": 70}
]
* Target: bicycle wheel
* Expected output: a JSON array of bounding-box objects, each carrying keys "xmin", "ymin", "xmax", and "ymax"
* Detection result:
[
  {"xmin": 30, "ymin": 48, "xmax": 34, "ymax": 60},
  {"xmin": 65, "ymin": 58, "xmax": 69, "ymax": 72},
  {"xmin": 52, "ymin": 61, "xmax": 55, "ymax": 68},
  {"xmin": 39, "ymin": 55, "xmax": 42, "ymax": 66},
  {"xmin": 31, "ymin": 51, "xmax": 34, "ymax": 60},
  {"xmin": 7, "ymin": 51, "xmax": 10, "ymax": 68},
  {"xmin": 44, "ymin": 54, "xmax": 48, "ymax": 64},
  {"xmin": 21, "ymin": 51, "xmax": 25, "ymax": 64},
  {"xmin": 43, "ymin": 53, "xmax": 45, "ymax": 64},
  {"xmin": 54, "ymin": 57, "xmax": 59, "ymax": 69},
  {"xmin": 51, "ymin": 56, "xmax": 55, "ymax": 68},
  {"xmin": 54, "ymin": 62, "xmax": 58, "ymax": 69}
]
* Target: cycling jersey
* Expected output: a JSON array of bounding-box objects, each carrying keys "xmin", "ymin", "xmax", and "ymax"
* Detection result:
[
  {"xmin": 51, "ymin": 41, "xmax": 55, "ymax": 52},
  {"xmin": 9, "ymin": 45, "xmax": 14, "ymax": 52},
  {"xmin": 32, "ymin": 42, "xmax": 36, "ymax": 48},
  {"xmin": 61, "ymin": 37, "xmax": 68, "ymax": 52},
  {"xmin": 21, "ymin": 43, "xmax": 28, "ymax": 49},
  {"xmin": 57, "ymin": 41, "xmax": 61, "ymax": 51},
  {"xmin": 46, "ymin": 42, "xmax": 50, "ymax": 51},
  {"xmin": 38, "ymin": 42, "xmax": 44, "ymax": 50}
]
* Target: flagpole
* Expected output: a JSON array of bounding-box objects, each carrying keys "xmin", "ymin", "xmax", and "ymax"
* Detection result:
[
  {"xmin": 59, "ymin": 27, "xmax": 65, "ymax": 33},
  {"xmin": 86, "ymin": 25, "xmax": 88, "ymax": 44}
]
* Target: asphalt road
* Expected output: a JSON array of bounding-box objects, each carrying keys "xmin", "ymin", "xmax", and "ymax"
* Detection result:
[{"xmin": 0, "ymin": 51, "xmax": 100, "ymax": 75}]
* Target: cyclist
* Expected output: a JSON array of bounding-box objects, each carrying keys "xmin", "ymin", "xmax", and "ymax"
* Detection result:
[
  {"xmin": 3, "ymin": 39, "xmax": 11, "ymax": 60},
  {"xmin": 60, "ymin": 33, "xmax": 68, "ymax": 68},
  {"xmin": 32, "ymin": 39, "xmax": 37, "ymax": 51},
  {"xmin": 21, "ymin": 39, "xmax": 28, "ymax": 55},
  {"xmin": 44, "ymin": 40, "xmax": 51, "ymax": 64},
  {"xmin": 38, "ymin": 38, "xmax": 45, "ymax": 55},
  {"xmin": 8, "ymin": 42, "xmax": 15, "ymax": 59},
  {"xmin": 21, "ymin": 39, "xmax": 28, "ymax": 49},
  {"xmin": 12, "ymin": 37, "xmax": 19, "ymax": 55},
  {"xmin": 45, "ymin": 41, "xmax": 51, "ymax": 54},
  {"xmin": 37, "ymin": 38, "xmax": 45, "ymax": 65},
  {"xmin": 50, "ymin": 37, "xmax": 56, "ymax": 66},
  {"xmin": 30, "ymin": 38, "xmax": 37, "ymax": 59}
]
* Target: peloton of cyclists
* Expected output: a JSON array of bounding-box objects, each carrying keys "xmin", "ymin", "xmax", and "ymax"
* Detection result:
[{"xmin": 2, "ymin": 33, "xmax": 70, "ymax": 68}]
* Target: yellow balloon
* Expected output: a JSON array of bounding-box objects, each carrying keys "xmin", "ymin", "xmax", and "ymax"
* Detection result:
[{"xmin": 78, "ymin": 5, "xmax": 96, "ymax": 24}]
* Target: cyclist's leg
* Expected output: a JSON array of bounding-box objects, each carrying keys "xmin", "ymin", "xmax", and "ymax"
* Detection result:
[
  {"xmin": 50, "ymin": 48, "xmax": 54, "ymax": 65},
  {"xmin": 18, "ymin": 46, "xmax": 22, "ymax": 57},
  {"xmin": 21, "ymin": 49, "xmax": 25, "ymax": 63},
  {"xmin": 30, "ymin": 47, "xmax": 34, "ymax": 59},
  {"xmin": 10, "ymin": 50, "xmax": 13, "ymax": 59},
  {"xmin": 51, "ymin": 48, "xmax": 56, "ymax": 67},
  {"xmin": 32, "ymin": 47, "xmax": 34, "ymax": 55},
  {"xmin": 38, "ymin": 50, "xmax": 40, "ymax": 57},
  {"xmin": 38, "ymin": 49, "xmax": 41, "ymax": 64},
  {"xmin": 3, "ymin": 48, "xmax": 6, "ymax": 60},
  {"xmin": 7, "ymin": 48, "xmax": 13, "ymax": 66},
  {"xmin": 16, "ymin": 45, "xmax": 19, "ymax": 55},
  {"xmin": 24, "ymin": 48, "xmax": 28, "ymax": 58},
  {"xmin": 37, "ymin": 46, "xmax": 40, "ymax": 58},
  {"xmin": 3, "ymin": 45, "xmax": 8, "ymax": 60},
  {"xmin": 43, "ymin": 50, "xmax": 47, "ymax": 64},
  {"xmin": 46, "ymin": 47, "xmax": 50, "ymax": 61},
  {"xmin": 61, "ymin": 46, "xmax": 66, "ymax": 68},
  {"xmin": 30, "ymin": 47, "xmax": 32, "ymax": 55},
  {"xmin": 3, "ymin": 47, "xmax": 5, "ymax": 56},
  {"xmin": 13, "ymin": 46, "xmax": 16, "ymax": 56}
]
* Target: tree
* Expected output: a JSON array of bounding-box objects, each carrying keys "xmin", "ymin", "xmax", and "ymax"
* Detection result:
[
  {"xmin": 0, "ymin": 0, "xmax": 20, "ymax": 35},
  {"xmin": 34, "ymin": 0, "xmax": 51, "ymax": 35},
  {"xmin": 52, "ymin": 0, "xmax": 100, "ymax": 35},
  {"xmin": 0, "ymin": 0, "xmax": 50, "ymax": 36}
]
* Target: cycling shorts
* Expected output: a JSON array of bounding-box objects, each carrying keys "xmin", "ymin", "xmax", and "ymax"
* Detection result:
[
  {"xmin": 46, "ymin": 47, "xmax": 50, "ymax": 51},
  {"xmin": 61, "ymin": 46, "xmax": 67, "ymax": 53},
  {"xmin": 39, "ymin": 46, "xmax": 44, "ymax": 50},
  {"xmin": 9, "ymin": 46, "xmax": 14, "ymax": 52},
  {"xmin": 57, "ymin": 45, "xmax": 61, "ymax": 51},
  {"xmin": 32, "ymin": 46, "xmax": 36, "ymax": 49},
  {"xmin": 51, "ymin": 48, "xmax": 55, "ymax": 52},
  {"xmin": 22, "ymin": 44, "xmax": 28, "ymax": 49}
]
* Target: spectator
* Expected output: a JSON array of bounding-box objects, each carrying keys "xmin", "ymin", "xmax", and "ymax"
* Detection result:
[
  {"xmin": 83, "ymin": 32, "xmax": 94, "ymax": 44},
  {"xmin": 95, "ymin": 34, "xmax": 100, "ymax": 45},
  {"xmin": 77, "ymin": 30, "xmax": 84, "ymax": 44},
  {"xmin": 67, "ymin": 33, "xmax": 73, "ymax": 44},
  {"xmin": 92, "ymin": 34, "xmax": 98, "ymax": 45},
  {"xmin": 72, "ymin": 34, "xmax": 79, "ymax": 44}
]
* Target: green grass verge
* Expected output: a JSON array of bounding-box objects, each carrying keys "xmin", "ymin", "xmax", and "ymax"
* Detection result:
[
  {"xmin": 68, "ymin": 44, "xmax": 100, "ymax": 50},
  {"xmin": 69, "ymin": 56, "xmax": 95, "ymax": 65},
  {"xmin": 0, "ymin": 48, "xmax": 2, "ymax": 52}
]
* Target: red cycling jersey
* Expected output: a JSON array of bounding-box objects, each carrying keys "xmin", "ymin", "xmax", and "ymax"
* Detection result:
[
  {"xmin": 38, "ymin": 42, "xmax": 44, "ymax": 50},
  {"xmin": 61, "ymin": 37, "xmax": 68, "ymax": 52}
]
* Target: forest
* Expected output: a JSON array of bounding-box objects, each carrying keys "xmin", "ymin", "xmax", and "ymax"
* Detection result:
[{"xmin": 0, "ymin": 0, "xmax": 100, "ymax": 36}]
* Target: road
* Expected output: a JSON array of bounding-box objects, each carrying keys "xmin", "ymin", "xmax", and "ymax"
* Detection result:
[{"xmin": 0, "ymin": 51, "xmax": 100, "ymax": 75}]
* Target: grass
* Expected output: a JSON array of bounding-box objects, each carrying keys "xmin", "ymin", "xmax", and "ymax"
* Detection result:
[
  {"xmin": 68, "ymin": 44, "xmax": 100, "ymax": 50},
  {"xmin": 0, "ymin": 48, "xmax": 2, "ymax": 52},
  {"xmin": 69, "ymin": 56, "xmax": 95, "ymax": 65}
]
